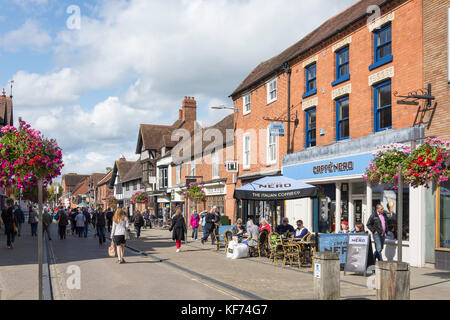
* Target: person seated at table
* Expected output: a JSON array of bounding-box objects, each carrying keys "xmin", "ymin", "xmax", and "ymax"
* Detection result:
[
  {"xmin": 259, "ymin": 218, "xmax": 271, "ymax": 233},
  {"xmin": 276, "ymin": 217, "xmax": 295, "ymax": 237},
  {"xmin": 245, "ymin": 219, "xmax": 259, "ymax": 257},
  {"xmin": 350, "ymin": 221, "xmax": 365, "ymax": 233},
  {"xmin": 338, "ymin": 221, "xmax": 350, "ymax": 233},
  {"xmin": 232, "ymin": 218, "xmax": 246, "ymax": 242},
  {"xmin": 293, "ymin": 220, "xmax": 309, "ymax": 239}
]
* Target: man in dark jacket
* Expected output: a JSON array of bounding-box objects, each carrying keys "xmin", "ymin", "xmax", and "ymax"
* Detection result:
[
  {"xmin": 2, "ymin": 206, "xmax": 16, "ymax": 248},
  {"xmin": 106, "ymin": 209, "xmax": 114, "ymax": 233},
  {"xmin": 366, "ymin": 204, "xmax": 389, "ymax": 262},
  {"xmin": 42, "ymin": 209, "xmax": 53, "ymax": 241},
  {"xmin": 82, "ymin": 208, "xmax": 90, "ymax": 237},
  {"xmin": 14, "ymin": 205, "xmax": 25, "ymax": 237},
  {"xmin": 201, "ymin": 207, "xmax": 218, "ymax": 245}
]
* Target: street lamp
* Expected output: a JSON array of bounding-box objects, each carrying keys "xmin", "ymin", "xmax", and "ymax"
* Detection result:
[{"xmin": 210, "ymin": 105, "xmax": 240, "ymax": 113}]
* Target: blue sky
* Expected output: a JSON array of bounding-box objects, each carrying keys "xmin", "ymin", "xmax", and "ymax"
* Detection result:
[{"xmin": 0, "ymin": 0, "xmax": 357, "ymax": 177}]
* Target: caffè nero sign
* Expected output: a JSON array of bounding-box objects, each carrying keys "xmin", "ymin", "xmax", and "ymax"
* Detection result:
[{"xmin": 313, "ymin": 161, "xmax": 354, "ymax": 175}]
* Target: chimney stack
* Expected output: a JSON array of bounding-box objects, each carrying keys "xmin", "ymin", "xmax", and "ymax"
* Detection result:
[{"xmin": 181, "ymin": 96, "xmax": 197, "ymax": 122}]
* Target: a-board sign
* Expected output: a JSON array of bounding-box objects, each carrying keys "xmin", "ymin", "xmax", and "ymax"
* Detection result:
[
  {"xmin": 344, "ymin": 234, "xmax": 373, "ymax": 276},
  {"xmin": 317, "ymin": 233, "xmax": 348, "ymax": 265}
]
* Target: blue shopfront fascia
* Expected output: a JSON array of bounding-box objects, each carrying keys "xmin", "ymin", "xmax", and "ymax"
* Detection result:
[{"xmin": 282, "ymin": 152, "xmax": 375, "ymax": 182}]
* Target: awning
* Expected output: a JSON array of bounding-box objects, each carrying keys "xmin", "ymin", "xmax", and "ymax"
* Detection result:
[{"xmin": 234, "ymin": 175, "xmax": 317, "ymax": 200}]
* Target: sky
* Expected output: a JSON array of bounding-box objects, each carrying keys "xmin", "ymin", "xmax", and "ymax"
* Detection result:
[{"xmin": 0, "ymin": 0, "xmax": 357, "ymax": 178}]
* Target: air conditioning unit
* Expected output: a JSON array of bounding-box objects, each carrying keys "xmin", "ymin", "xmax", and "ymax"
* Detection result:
[{"xmin": 232, "ymin": 173, "xmax": 237, "ymax": 184}]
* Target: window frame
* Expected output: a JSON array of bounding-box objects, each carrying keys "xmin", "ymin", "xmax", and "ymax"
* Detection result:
[
  {"xmin": 303, "ymin": 63, "xmax": 317, "ymax": 98},
  {"xmin": 305, "ymin": 108, "xmax": 317, "ymax": 148},
  {"xmin": 336, "ymin": 96, "xmax": 350, "ymax": 141},
  {"xmin": 370, "ymin": 23, "xmax": 393, "ymax": 70},
  {"xmin": 373, "ymin": 80, "xmax": 392, "ymax": 132},
  {"xmin": 243, "ymin": 133, "xmax": 251, "ymax": 169},
  {"xmin": 266, "ymin": 78, "xmax": 277, "ymax": 104},
  {"xmin": 190, "ymin": 160, "xmax": 196, "ymax": 177},
  {"xmin": 212, "ymin": 151, "xmax": 220, "ymax": 179},
  {"xmin": 243, "ymin": 93, "xmax": 251, "ymax": 115},
  {"xmin": 266, "ymin": 126, "xmax": 277, "ymax": 165},
  {"xmin": 176, "ymin": 165, "xmax": 181, "ymax": 184},
  {"xmin": 159, "ymin": 167, "xmax": 168, "ymax": 189},
  {"xmin": 332, "ymin": 46, "xmax": 350, "ymax": 86}
]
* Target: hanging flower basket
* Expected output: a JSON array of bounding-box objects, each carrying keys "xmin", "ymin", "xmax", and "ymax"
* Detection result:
[
  {"xmin": 0, "ymin": 120, "xmax": 64, "ymax": 191},
  {"xmin": 363, "ymin": 143, "xmax": 411, "ymax": 188},
  {"xmin": 106, "ymin": 195, "xmax": 118, "ymax": 207},
  {"xmin": 184, "ymin": 182, "xmax": 206, "ymax": 202},
  {"xmin": 131, "ymin": 191, "xmax": 149, "ymax": 205},
  {"xmin": 405, "ymin": 138, "xmax": 450, "ymax": 188}
]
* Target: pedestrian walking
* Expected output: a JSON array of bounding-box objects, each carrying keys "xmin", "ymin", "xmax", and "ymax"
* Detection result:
[
  {"xmin": 75, "ymin": 210, "xmax": 86, "ymax": 237},
  {"xmin": 367, "ymin": 204, "xmax": 389, "ymax": 262},
  {"xmin": 199, "ymin": 210, "xmax": 207, "ymax": 238},
  {"xmin": 70, "ymin": 209, "xmax": 77, "ymax": 235},
  {"xmin": 82, "ymin": 208, "xmax": 90, "ymax": 238},
  {"xmin": 57, "ymin": 208, "xmax": 69, "ymax": 240},
  {"xmin": 28, "ymin": 207, "xmax": 38, "ymax": 236},
  {"xmin": 14, "ymin": 205, "xmax": 25, "ymax": 237},
  {"xmin": 201, "ymin": 207, "xmax": 218, "ymax": 245},
  {"xmin": 133, "ymin": 210, "xmax": 144, "ymax": 239},
  {"xmin": 95, "ymin": 207, "xmax": 107, "ymax": 246},
  {"xmin": 142, "ymin": 209, "xmax": 151, "ymax": 229},
  {"xmin": 1, "ymin": 205, "xmax": 17, "ymax": 249},
  {"xmin": 189, "ymin": 210, "xmax": 200, "ymax": 240},
  {"xmin": 90, "ymin": 208, "xmax": 97, "ymax": 237},
  {"xmin": 169, "ymin": 209, "xmax": 187, "ymax": 252},
  {"xmin": 111, "ymin": 208, "xmax": 129, "ymax": 264},
  {"xmin": 106, "ymin": 208, "xmax": 114, "ymax": 233},
  {"xmin": 42, "ymin": 209, "xmax": 53, "ymax": 241}
]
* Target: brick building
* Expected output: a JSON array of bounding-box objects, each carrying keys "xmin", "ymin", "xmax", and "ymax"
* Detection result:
[
  {"xmin": 96, "ymin": 169, "xmax": 113, "ymax": 210},
  {"xmin": 230, "ymin": 0, "xmax": 449, "ymax": 268},
  {"xmin": 61, "ymin": 174, "xmax": 90, "ymax": 208}
]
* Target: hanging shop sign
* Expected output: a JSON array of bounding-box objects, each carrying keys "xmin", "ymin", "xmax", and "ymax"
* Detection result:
[{"xmin": 269, "ymin": 123, "xmax": 285, "ymax": 136}]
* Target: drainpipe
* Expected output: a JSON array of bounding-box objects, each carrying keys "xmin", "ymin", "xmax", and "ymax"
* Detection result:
[{"xmin": 283, "ymin": 62, "xmax": 292, "ymax": 154}]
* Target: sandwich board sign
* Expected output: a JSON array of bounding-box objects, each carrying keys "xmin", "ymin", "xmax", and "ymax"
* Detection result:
[
  {"xmin": 344, "ymin": 234, "xmax": 374, "ymax": 276},
  {"xmin": 317, "ymin": 233, "xmax": 349, "ymax": 265}
]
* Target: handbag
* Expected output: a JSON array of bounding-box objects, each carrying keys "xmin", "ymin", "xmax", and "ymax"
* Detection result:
[
  {"xmin": 13, "ymin": 223, "xmax": 18, "ymax": 233},
  {"xmin": 108, "ymin": 243, "xmax": 116, "ymax": 257}
]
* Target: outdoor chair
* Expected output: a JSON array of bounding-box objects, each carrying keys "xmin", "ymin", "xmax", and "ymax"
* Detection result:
[
  {"xmin": 257, "ymin": 230, "xmax": 269, "ymax": 257},
  {"xmin": 223, "ymin": 230, "xmax": 233, "ymax": 253},
  {"xmin": 214, "ymin": 226, "xmax": 233, "ymax": 251},
  {"xmin": 268, "ymin": 232, "xmax": 284, "ymax": 265},
  {"xmin": 281, "ymin": 242, "xmax": 302, "ymax": 270}
]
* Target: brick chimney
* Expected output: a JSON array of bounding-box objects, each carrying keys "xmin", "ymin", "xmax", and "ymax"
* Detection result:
[{"xmin": 181, "ymin": 96, "xmax": 197, "ymax": 122}]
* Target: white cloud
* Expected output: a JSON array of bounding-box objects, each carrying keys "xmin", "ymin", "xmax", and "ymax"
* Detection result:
[
  {"xmin": 10, "ymin": 0, "xmax": 358, "ymax": 175},
  {"xmin": 0, "ymin": 20, "xmax": 51, "ymax": 52}
]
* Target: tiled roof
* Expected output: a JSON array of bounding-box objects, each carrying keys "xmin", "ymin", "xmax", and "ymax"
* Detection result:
[
  {"xmin": 62, "ymin": 174, "xmax": 90, "ymax": 188},
  {"xmin": 97, "ymin": 170, "xmax": 113, "ymax": 186},
  {"xmin": 88, "ymin": 173, "xmax": 106, "ymax": 188},
  {"xmin": 230, "ymin": 0, "xmax": 390, "ymax": 98},
  {"xmin": 136, "ymin": 124, "xmax": 174, "ymax": 153},
  {"xmin": 121, "ymin": 161, "xmax": 143, "ymax": 183},
  {"xmin": 115, "ymin": 159, "xmax": 136, "ymax": 180},
  {"xmin": 72, "ymin": 177, "xmax": 88, "ymax": 195}
]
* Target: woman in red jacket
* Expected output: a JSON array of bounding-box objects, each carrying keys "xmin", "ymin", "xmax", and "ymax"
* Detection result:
[{"xmin": 259, "ymin": 217, "xmax": 271, "ymax": 233}]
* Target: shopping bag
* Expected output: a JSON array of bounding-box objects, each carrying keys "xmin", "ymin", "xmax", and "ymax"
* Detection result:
[
  {"xmin": 226, "ymin": 240, "xmax": 238, "ymax": 258},
  {"xmin": 232, "ymin": 244, "xmax": 248, "ymax": 260},
  {"xmin": 13, "ymin": 224, "xmax": 18, "ymax": 234},
  {"xmin": 108, "ymin": 244, "xmax": 116, "ymax": 258}
]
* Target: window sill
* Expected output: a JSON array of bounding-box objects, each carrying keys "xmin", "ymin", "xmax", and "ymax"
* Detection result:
[
  {"xmin": 331, "ymin": 74, "xmax": 350, "ymax": 87},
  {"xmin": 266, "ymin": 99, "xmax": 277, "ymax": 106},
  {"xmin": 243, "ymin": 110, "xmax": 251, "ymax": 116},
  {"xmin": 336, "ymin": 136, "xmax": 350, "ymax": 142},
  {"xmin": 374, "ymin": 126, "xmax": 393, "ymax": 133},
  {"xmin": 302, "ymin": 89, "xmax": 317, "ymax": 99},
  {"xmin": 369, "ymin": 54, "xmax": 393, "ymax": 71}
]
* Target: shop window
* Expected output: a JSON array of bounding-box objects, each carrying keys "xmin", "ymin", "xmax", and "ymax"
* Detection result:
[
  {"xmin": 303, "ymin": 63, "xmax": 317, "ymax": 98},
  {"xmin": 305, "ymin": 108, "xmax": 316, "ymax": 148},
  {"xmin": 332, "ymin": 46, "xmax": 350, "ymax": 86},
  {"xmin": 208, "ymin": 196, "xmax": 225, "ymax": 216},
  {"xmin": 370, "ymin": 23, "xmax": 393, "ymax": 70},
  {"xmin": 439, "ymin": 181, "xmax": 450, "ymax": 249},
  {"xmin": 336, "ymin": 96, "xmax": 350, "ymax": 140},
  {"xmin": 374, "ymin": 80, "xmax": 392, "ymax": 132}
]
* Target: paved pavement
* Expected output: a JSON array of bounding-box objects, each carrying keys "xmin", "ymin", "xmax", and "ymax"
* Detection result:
[{"xmin": 1, "ymin": 223, "xmax": 449, "ymax": 300}]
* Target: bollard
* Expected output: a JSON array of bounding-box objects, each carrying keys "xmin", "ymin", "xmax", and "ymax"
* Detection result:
[
  {"xmin": 313, "ymin": 252, "xmax": 340, "ymax": 300},
  {"xmin": 376, "ymin": 261, "xmax": 410, "ymax": 300}
]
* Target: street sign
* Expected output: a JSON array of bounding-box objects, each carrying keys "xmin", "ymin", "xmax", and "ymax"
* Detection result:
[
  {"xmin": 314, "ymin": 263, "xmax": 321, "ymax": 278},
  {"xmin": 269, "ymin": 123, "xmax": 285, "ymax": 136}
]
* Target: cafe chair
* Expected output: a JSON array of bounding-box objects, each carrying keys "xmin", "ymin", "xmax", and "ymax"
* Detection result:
[
  {"xmin": 268, "ymin": 232, "xmax": 284, "ymax": 265},
  {"xmin": 223, "ymin": 229, "xmax": 233, "ymax": 253},
  {"xmin": 214, "ymin": 228, "xmax": 228, "ymax": 252},
  {"xmin": 257, "ymin": 230, "xmax": 269, "ymax": 257},
  {"xmin": 281, "ymin": 242, "xmax": 302, "ymax": 270}
]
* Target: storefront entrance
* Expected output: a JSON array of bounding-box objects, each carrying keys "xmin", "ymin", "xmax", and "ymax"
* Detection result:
[{"xmin": 241, "ymin": 199, "xmax": 285, "ymax": 229}]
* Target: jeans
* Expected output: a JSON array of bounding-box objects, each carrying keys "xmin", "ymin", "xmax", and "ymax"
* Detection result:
[
  {"xmin": 97, "ymin": 225, "xmax": 106, "ymax": 244},
  {"xmin": 373, "ymin": 233, "xmax": 385, "ymax": 261},
  {"xmin": 17, "ymin": 223, "xmax": 23, "ymax": 236},
  {"xmin": 31, "ymin": 223, "xmax": 38, "ymax": 236},
  {"xmin": 83, "ymin": 223, "xmax": 89, "ymax": 237},
  {"xmin": 6, "ymin": 230, "xmax": 15, "ymax": 246},
  {"xmin": 43, "ymin": 226, "xmax": 52, "ymax": 240},
  {"xmin": 77, "ymin": 227, "xmax": 83, "ymax": 237},
  {"xmin": 202, "ymin": 225, "xmax": 206, "ymax": 237},
  {"xmin": 191, "ymin": 227, "xmax": 198, "ymax": 240},
  {"xmin": 59, "ymin": 225, "xmax": 66, "ymax": 239},
  {"xmin": 135, "ymin": 226, "xmax": 141, "ymax": 238},
  {"xmin": 202, "ymin": 226, "xmax": 215, "ymax": 244}
]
